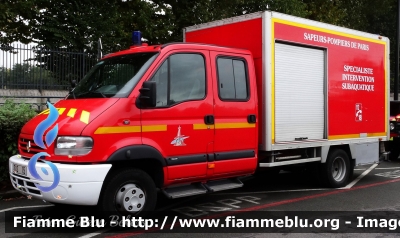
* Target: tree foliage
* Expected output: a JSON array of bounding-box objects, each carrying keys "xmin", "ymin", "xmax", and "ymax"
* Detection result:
[
  {"xmin": 0, "ymin": 99, "xmax": 37, "ymax": 185},
  {"xmin": 0, "ymin": 0, "xmax": 37, "ymax": 46},
  {"xmin": 152, "ymin": 0, "xmax": 309, "ymax": 42},
  {"xmin": 1, "ymin": 0, "xmax": 399, "ymax": 90},
  {"xmin": 1, "ymin": 0, "xmax": 395, "ymax": 51},
  {"xmin": 0, "ymin": 0, "xmax": 309, "ymax": 52}
]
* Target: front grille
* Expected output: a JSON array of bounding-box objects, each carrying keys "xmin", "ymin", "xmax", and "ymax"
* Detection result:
[
  {"xmin": 19, "ymin": 135, "xmax": 45, "ymax": 158},
  {"xmin": 10, "ymin": 173, "xmax": 42, "ymax": 196}
]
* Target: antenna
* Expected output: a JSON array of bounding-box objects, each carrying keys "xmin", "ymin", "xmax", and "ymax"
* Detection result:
[{"xmin": 97, "ymin": 38, "xmax": 103, "ymax": 61}]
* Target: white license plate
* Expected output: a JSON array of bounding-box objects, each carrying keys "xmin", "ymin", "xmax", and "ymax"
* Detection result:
[{"xmin": 12, "ymin": 163, "xmax": 27, "ymax": 176}]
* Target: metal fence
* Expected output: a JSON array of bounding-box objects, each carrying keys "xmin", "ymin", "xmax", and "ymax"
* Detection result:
[
  {"xmin": 0, "ymin": 95, "xmax": 65, "ymax": 111},
  {"xmin": 0, "ymin": 44, "xmax": 97, "ymax": 90}
]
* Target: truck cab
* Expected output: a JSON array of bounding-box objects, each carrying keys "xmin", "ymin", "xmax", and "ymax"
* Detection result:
[{"xmin": 9, "ymin": 40, "xmax": 259, "ymax": 214}]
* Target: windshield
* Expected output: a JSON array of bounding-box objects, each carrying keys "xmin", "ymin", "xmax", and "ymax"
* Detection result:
[{"xmin": 67, "ymin": 52, "xmax": 158, "ymax": 99}]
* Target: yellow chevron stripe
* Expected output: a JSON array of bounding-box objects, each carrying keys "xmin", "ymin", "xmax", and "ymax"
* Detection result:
[
  {"xmin": 38, "ymin": 109, "xmax": 49, "ymax": 115},
  {"xmin": 80, "ymin": 110, "xmax": 90, "ymax": 124},
  {"xmin": 39, "ymin": 108, "xmax": 66, "ymax": 115},
  {"xmin": 67, "ymin": 108, "xmax": 77, "ymax": 118},
  {"xmin": 57, "ymin": 108, "xmax": 66, "ymax": 115}
]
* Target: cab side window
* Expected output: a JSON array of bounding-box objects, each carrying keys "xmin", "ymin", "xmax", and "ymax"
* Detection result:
[
  {"xmin": 150, "ymin": 61, "xmax": 168, "ymax": 106},
  {"xmin": 150, "ymin": 53, "xmax": 206, "ymax": 107},
  {"xmin": 217, "ymin": 57, "xmax": 249, "ymax": 100}
]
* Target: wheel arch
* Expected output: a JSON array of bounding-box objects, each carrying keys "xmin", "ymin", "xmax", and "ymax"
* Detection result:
[
  {"xmin": 321, "ymin": 145, "xmax": 353, "ymax": 165},
  {"xmin": 103, "ymin": 145, "xmax": 166, "ymax": 189}
]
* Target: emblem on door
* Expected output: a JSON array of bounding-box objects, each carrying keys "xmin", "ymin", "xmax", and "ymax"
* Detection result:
[{"xmin": 171, "ymin": 126, "xmax": 189, "ymax": 146}]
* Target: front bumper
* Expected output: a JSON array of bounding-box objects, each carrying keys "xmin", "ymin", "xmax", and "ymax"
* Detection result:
[{"xmin": 9, "ymin": 155, "xmax": 112, "ymax": 205}]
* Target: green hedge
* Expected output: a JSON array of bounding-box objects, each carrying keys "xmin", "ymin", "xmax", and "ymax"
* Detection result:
[{"xmin": 0, "ymin": 99, "xmax": 37, "ymax": 185}]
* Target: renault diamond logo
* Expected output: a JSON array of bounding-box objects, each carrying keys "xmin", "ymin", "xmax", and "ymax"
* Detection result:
[{"xmin": 26, "ymin": 141, "xmax": 31, "ymax": 152}]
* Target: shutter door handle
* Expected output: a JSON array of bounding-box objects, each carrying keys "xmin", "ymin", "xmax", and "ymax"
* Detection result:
[{"xmin": 204, "ymin": 115, "xmax": 214, "ymax": 125}]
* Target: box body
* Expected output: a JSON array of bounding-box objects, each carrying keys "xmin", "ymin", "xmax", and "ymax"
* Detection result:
[{"xmin": 184, "ymin": 11, "xmax": 389, "ymax": 152}]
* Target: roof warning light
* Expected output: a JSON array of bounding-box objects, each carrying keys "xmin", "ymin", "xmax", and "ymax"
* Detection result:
[{"xmin": 132, "ymin": 31, "xmax": 142, "ymax": 46}]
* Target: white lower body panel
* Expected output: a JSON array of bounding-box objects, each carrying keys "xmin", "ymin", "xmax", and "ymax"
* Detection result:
[
  {"xmin": 9, "ymin": 155, "xmax": 112, "ymax": 205},
  {"xmin": 349, "ymin": 141, "xmax": 379, "ymax": 166},
  {"xmin": 269, "ymin": 137, "xmax": 385, "ymax": 151}
]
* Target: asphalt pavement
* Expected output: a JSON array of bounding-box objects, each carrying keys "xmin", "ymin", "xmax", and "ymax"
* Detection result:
[{"xmin": 3, "ymin": 160, "xmax": 400, "ymax": 237}]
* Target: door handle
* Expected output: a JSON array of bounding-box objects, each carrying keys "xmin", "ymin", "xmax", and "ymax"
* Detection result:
[
  {"xmin": 204, "ymin": 115, "xmax": 215, "ymax": 125},
  {"xmin": 247, "ymin": 114, "xmax": 256, "ymax": 123}
]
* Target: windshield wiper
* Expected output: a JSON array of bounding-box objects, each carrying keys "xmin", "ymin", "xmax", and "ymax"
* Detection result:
[
  {"xmin": 68, "ymin": 90, "xmax": 76, "ymax": 99},
  {"xmin": 77, "ymin": 90, "xmax": 106, "ymax": 98}
]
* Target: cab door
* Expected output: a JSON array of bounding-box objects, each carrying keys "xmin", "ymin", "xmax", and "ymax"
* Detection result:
[
  {"xmin": 209, "ymin": 51, "xmax": 258, "ymax": 177},
  {"xmin": 140, "ymin": 50, "xmax": 214, "ymax": 182}
]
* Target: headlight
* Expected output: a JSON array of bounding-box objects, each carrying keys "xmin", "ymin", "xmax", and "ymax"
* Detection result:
[
  {"xmin": 390, "ymin": 122, "xmax": 395, "ymax": 131},
  {"xmin": 55, "ymin": 136, "xmax": 93, "ymax": 156}
]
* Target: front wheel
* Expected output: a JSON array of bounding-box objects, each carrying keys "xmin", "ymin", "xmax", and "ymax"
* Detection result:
[
  {"xmin": 98, "ymin": 168, "xmax": 157, "ymax": 215},
  {"xmin": 321, "ymin": 149, "xmax": 350, "ymax": 188}
]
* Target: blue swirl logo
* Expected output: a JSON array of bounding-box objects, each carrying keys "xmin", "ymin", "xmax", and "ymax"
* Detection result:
[{"xmin": 28, "ymin": 102, "xmax": 60, "ymax": 192}]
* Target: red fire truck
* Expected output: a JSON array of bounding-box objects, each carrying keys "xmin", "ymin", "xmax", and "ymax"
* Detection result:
[{"xmin": 9, "ymin": 11, "xmax": 389, "ymax": 214}]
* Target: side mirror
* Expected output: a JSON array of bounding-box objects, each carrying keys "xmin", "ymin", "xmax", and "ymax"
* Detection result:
[{"xmin": 139, "ymin": 81, "xmax": 157, "ymax": 107}]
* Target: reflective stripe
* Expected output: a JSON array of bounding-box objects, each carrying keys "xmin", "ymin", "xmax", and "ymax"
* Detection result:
[
  {"xmin": 94, "ymin": 125, "xmax": 167, "ymax": 134},
  {"xmin": 67, "ymin": 108, "xmax": 77, "ymax": 118},
  {"xmin": 80, "ymin": 110, "xmax": 90, "ymax": 124},
  {"xmin": 215, "ymin": 123, "xmax": 255, "ymax": 129},
  {"xmin": 38, "ymin": 109, "xmax": 49, "ymax": 115},
  {"xmin": 273, "ymin": 18, "xmax": 386, "ymax": 45},
  {"xmin": 328, "ymin": 133, "xmax": 386, "ymax": 140},
  {"xmin": 193, "ymin": 124, "xmax": 215, "ymax": 130},
  {"xmin": 39, "ymin": 108, "xmax": 66, "ymax": 115},
  {"xmin": 194, "ymin": 123, "xmax": 254, "ymax": 129},
  {"xmin": 95, "ymin": 122, "xmax": 255, "ymax": 135},
  {"xmin": 57, "ymin": 108, "xmax": 66, "ymax": 115},
  {"xmin": 142, "ymin": 125, "xmax": 167, "ymax": 132},
  {"xmin": 94, "ymin": 126, "xmax": 141, "ymax": 134}
]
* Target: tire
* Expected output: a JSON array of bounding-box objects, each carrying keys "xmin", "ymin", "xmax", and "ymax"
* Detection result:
[
  {"xmin": 98, "ymin": 168, "xmax": 157, "ymax": 215},
  {"xmin": 321, "ymin": 149, "xmax": 350, "ymax": 188}
]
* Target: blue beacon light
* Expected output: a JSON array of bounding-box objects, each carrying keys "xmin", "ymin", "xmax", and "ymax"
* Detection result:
[{"xmin": 132, "ymin": 31, "xmax": 142, "ymax": 46}]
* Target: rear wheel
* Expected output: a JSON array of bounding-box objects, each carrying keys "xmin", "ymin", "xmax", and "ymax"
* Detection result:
[
  {"xmin": 321, "ymin": 149, "xmax": 350, "ymax": 188},
  {"xmin": 99, "ymin": 168, "xmax": 157, "ymax": 215}
]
